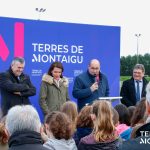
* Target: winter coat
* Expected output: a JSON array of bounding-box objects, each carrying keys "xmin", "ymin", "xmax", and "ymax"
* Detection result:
[
  {"xmin": 72, "ymin": 71, "xmax": 109, "ymax": 110},
  {"xmin": 116, "ymin": 124, "xmax": 132, "ymax": 140},
  {"xmin": 0, "ymin": 68, "xmax": 36, "ymax": 116},
  {"xmin": 39, "ymin": 74, "xmax": 70, "ymax": 115},
  {"xmin": 0, "ymin": 144, "xmax": 8, "ymax": 150},
  {"xmin": 74, "ymin": 127, "xmax": 93, "ymax": 146},
  {"xmin": 78, "ymin": 133, "xmax": 121, "ymax": 150},
  {"xmin": 44, "ymin": 137, "xmax": 77, "ymax": 150},
  {"xmin": 8, "ymin": 130, "xmax": 49, "ymax": 150}
]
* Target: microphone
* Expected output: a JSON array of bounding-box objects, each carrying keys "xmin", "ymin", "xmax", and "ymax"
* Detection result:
[{"xmin": 95, "ymin": 75, "xmax": 99, "ymax": 83}]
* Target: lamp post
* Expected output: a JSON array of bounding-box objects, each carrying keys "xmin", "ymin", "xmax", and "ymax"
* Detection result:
[
  {"xmin": 35, "ymin": 8, "xmax": 46, "ymax": 20},
  {"xmin": 135, "ymin": 34, "xmax": 141, "ymax": 64}
]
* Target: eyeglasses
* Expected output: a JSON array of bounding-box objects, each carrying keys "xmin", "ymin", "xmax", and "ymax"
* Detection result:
[
  {"xmin": 90, "ymin": 67, "xmax": 99, "ymax": 70},
  {"xmin": 133, "ymin": 71, "xmax": 143, "ymax": 75}
]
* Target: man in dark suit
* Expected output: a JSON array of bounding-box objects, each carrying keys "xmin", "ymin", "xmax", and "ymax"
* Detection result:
[
  {"xmin": 120, "ymin": 64, "xmax": 148, "ymax": 107},
  {"xmin": 0, "ymin": 57, "xmax": 36, "ymax": 116}
]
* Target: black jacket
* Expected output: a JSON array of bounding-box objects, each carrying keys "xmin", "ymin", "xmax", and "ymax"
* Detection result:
[
  {"xmin": 0, "ymin": 68, "xmax": 36, "ymax": 116},
  {"xmin": 8, "ymin": 131, "xmax": 49, "ymax": 150},
  {"xmin": 78, "ymin": 138, "xmax": 120, "ymax": 150},
  {"xmin": 120, "ymin": 77, "xmax": 148, "ymax": 107}
]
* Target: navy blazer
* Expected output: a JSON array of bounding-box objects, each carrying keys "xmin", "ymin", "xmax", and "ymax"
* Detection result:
[{"xmin": 120, "ymin": 77, "xmax": 148, "ymax": 107}]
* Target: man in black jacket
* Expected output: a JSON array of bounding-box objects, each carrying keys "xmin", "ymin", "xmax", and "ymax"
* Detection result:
[
  {"xmin": 0, "ymin": 57, "xmax": 36, "ymax": 116},
  {"xmin": 120, "ymin": 64, "xmax": 148, "ymax": 107},
  {"xmin": 5, "ymin": 105, "xmax": 49, "ymax": 150}
]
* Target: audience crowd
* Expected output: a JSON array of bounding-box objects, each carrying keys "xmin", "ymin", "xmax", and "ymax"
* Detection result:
[
  {"xmin": 0, "ymin": 81, "xmax": 150, "ymax": 150},
  {"xmin": 0, "ymin": 59, "xmax": 150, "ymax": 150}
]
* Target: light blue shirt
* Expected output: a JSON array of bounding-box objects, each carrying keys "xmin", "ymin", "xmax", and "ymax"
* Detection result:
[{"xmin": 134, "ymin": 80, "xmax": 143, "ymax": 100}]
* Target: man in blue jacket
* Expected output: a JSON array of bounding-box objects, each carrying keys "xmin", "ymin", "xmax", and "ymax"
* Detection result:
[
  {"xmin": 0, "ymin": 57, "xmax": 36, "ymax": 116},
  {"xmin": 72, "ymin": 59, "xmax": 109, "ymax": 110}
]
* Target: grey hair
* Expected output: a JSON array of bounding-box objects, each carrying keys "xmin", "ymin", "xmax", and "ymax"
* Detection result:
[
  {"xmin": 133, "ymin": 64, "xmax": 145, "ymax": 73},
  {"xmin": 6, "ymin": 105, "xmax": 41, "ymax": 135},
  {"xmin": 146, "ymin": 82, "xmax": 150, "ymax": 105},
  {"xmin": 11, "ymin": 57, "xmax": 25, "ymax": 65}
]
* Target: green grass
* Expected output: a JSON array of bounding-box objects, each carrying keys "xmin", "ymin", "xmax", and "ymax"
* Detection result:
[{"xmin": 120, "ymin": 76, "xmax": 131, "ymax": 81}]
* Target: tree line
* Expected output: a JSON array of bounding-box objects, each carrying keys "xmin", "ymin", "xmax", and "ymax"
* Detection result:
[{"xmin": 120, "ymin": 53, "xmax": 150, "ymax": 76}]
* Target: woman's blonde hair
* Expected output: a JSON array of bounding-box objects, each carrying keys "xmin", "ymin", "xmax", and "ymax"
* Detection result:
[
  {"xmin": 60, "ymin": 101, "xmax": 78, "ymax": 131},
  {"xmin": 92, "ymin": 100, "xmax": 117, "ymax": 142}
]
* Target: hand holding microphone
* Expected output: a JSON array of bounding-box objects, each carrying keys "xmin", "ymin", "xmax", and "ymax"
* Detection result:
[
  {"xmin": 90, "ymin": 75, "xmax": 99, "ymax": 92},
  {"xmin": 90, "ymin": 82, "xmax": 98, "ymax": 92}
]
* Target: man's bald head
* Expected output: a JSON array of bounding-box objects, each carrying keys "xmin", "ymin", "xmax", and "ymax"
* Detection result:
[
  {"xmin": 88, "ymin": 59, "xmax": 100, "ymax": 76},
  {"xmin": 89, "ymin": 59, "xmax": 100, "ymax": 66}
]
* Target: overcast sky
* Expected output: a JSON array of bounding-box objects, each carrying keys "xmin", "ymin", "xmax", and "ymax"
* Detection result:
[{"xmin": 0, "ymin": 0, "xmax": 149, "ymax": 57}]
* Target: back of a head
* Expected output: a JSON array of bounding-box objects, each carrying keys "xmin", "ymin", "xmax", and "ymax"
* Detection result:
[
  {"xmin": 6, "ymin": 105, "xmax": 41, "ymax": 136},
  {"xmin": 76, "ymin": 105, "xmax": 93, "ymax": 128},
  {"xmin": 60, "ymin": 101, "xmax": 78, "ymax": 123},
  {"xmin": 46, "ymin": 111, "xmax": 73, "ymax": 140},
  {"xmin": 112, "ymin": 108, "xmax": 119, "ymax": 126},
  {"xmin": 128, "ymin": 106, "xmax": 136, "ymax": 118},
  {"xmin": 92, "ymin": 100, "xmax": 116, "ymax": 142},
  {"xmin": 128, "ymin": 106, "xmax": 136, "ymax": 125},
  {"xmin": 131, "ymin": 98, "xmax": 146, "ymax": 127},
  {"xmin": 114, "ymin": 104, "xmax": 130, "ymax": 126}
]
